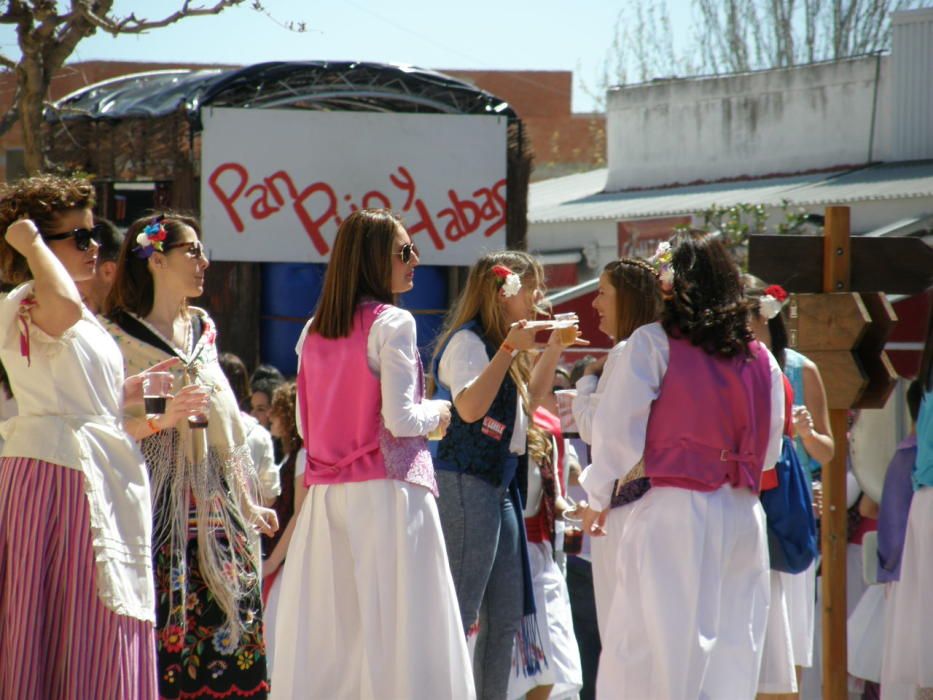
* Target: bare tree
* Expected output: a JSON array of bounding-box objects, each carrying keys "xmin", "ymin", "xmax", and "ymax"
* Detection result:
[
  {"xmin": 588, "ymin": 0, "xmax": 923, "ymax": 106},
  {"xmin": 0, "ymin": 1, "xmax": 304, "ymax": 174}
]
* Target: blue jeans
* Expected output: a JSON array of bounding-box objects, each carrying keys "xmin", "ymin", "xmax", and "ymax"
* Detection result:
[{"xmin": 437, "ymin": 470, "xmax": 523, "ymax": 700}]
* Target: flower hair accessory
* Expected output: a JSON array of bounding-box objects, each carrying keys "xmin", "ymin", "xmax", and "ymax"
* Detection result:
[
  {"xmin": 491, "ymin": 264, "xmax": 522, "ymax": 298},
  {"xmin": 132, "ymin": 215, "xmax": 168, "ymax": 259},
  {"xmin": 759, "ymin": 284, "xmax": 789, "ymax": 320},
  {"xmin": 648, "ymin": 241, "xmax": 674, "ymax": 290}
]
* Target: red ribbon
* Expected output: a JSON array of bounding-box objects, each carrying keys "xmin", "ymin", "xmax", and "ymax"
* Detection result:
[{"xmin": 17, "ymin": 296, "xmax": 37, "ymax": 367}]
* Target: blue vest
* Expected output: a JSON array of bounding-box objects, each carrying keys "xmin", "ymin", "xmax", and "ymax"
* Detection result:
[{"xmin": 432, "ymin": 321, "xmax": 520, "ymax": 488}]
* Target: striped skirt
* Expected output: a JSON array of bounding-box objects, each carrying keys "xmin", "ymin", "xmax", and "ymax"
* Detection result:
[{"xmin": 0, "ymin": 456, "xmax": 158, "ymax": 700}]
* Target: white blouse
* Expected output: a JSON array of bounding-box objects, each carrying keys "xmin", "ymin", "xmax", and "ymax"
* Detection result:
[
  {"xmin": 580, "ymin": 323, "xmax": 785, "ymax": 511},
  {"xmin": 438, "ymin": 328, "xmax": 527, "ymax": 456},
  {"xmin": 571, "ymin": 339, "xmax": 627, "ymax": 446},
  {"xmin": 0, "ymin": 282, "xmax": 154, "ymax": 622},
  {"xmin": 295, "ymin": 305, "xmax": 442, "ymax": 438},
  {"xmin": 242, "ymin": 411, "xmax": 278, "ymax": 502}
]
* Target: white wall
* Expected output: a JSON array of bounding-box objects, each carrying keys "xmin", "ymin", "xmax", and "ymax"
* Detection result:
[
  {"xmin": 528, "ymin": 219, "xmax": 618, "ymax": 273},
  {"xmin": 606, "ymin": 56, "xmax": 893, "ymax": 191}
]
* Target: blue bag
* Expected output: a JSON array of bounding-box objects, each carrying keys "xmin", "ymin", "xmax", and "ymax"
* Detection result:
[{"xmin": 760, "ymin": 434, "xmax": 819, "ymax": 574}]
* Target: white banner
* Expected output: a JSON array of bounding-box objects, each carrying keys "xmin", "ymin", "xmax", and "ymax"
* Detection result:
[{"xmin": 200, "ymin": 108, "xmax": 508, "ymax": 265}]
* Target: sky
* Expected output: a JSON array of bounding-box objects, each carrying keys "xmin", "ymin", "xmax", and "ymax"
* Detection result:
[{"xmin": 0, "ymin": 0, "xmax": 695, "ymax": 113}]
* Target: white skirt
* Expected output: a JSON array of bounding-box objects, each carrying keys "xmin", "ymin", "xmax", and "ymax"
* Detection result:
[
  {"xmin": 758, "ymin": 570, "xmax": 798, "ymax": 693},
  {"xmin": 847, "ymin": 583, "xmax": 885, "ymax": 683},
  {"xmin": 589, "ymin": 503, "xmax": 632, "ymax": 639},
  {"xmin": 270, "ymin": 479, "xmax": 475, "ymax": 700},
  {"xmin": 597, "ymin": 485, "xmax": 770, "ymax": 700},
  {"xmin": 881, "ymin": 487, "xmax": 933, "ymax": 696},
  {"xmin": 264, "ymin": 567, "xmax": 284, "ymax": 678},
  {"xmin": 507, "ymin": 541, "xmax": 583, "ymax": 700},
  {"xmin": 780, "ymin": 560, "xmax": 816, "ymax": 668}
]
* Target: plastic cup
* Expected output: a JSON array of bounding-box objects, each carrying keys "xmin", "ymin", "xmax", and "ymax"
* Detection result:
[
  {"xmin": 427, "ymin": 424, "xmax": 445, "ymax": 441},
  {"xmin": 142, "ymin": 372, "xmax": 173, "ymax": 414},
  {"xmin": 187, "ymin": 386, "xmax": 212, "ymax": 429},
  {"xmin": 563, "ymin": 526, "xmax": 583, "ymax": 555},
  {"xmin": 558, "ymin": 325, "xmax": 578, "ymax": 345}
]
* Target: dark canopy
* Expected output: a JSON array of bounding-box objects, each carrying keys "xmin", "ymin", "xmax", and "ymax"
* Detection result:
[{"xmin": 48, "ymin": 61, "xmax": 516, "ymax": 125}]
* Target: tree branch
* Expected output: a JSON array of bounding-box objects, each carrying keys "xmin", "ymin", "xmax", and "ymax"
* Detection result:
[
  {"xmin": 0, "ymin": 52, "xmax": 16, "ymax": 70},
  {"xmin": 77, "ymin": 0, "xmax": 246, "ymax": 36},
  {"xmin": 0, "ymin": 84, "xmax": 23, "ymax": 139}
]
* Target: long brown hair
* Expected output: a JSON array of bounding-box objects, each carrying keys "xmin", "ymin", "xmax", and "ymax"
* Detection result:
[
  {"xmin": 0, "ymin": 175, "xmax": 95, "ymax": 285},
  {"xmin": 106, "ymin": 211, "xmax": 201, "ymax": 317},
  {"xmin": 432, "ymin": 250, "xmax": 546, "ymax": 412},
  {"xmin": 309, "ymin": 209, "xmax": 399, "ymax": 339},
  {"xmin": 603, "ymin": 257, "xmax": 662, "ymax": 341}
]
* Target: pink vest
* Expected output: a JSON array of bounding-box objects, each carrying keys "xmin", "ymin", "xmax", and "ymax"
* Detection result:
[
  {"xmin": 297, "ymin": 302, "xmax": 437, "ymax": 495},
  {"xmin": 643, "ymin": 336, "xmax": 773, "ymax": 494}
]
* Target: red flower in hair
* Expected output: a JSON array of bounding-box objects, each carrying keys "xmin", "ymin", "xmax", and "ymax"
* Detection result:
[
  {"xmin": 491, "ymin": 265, "xmax": 522, "ymax": 298},
  {"xmin": 763, "ymin": 285, "xmax": 788, "ymax": 303}
]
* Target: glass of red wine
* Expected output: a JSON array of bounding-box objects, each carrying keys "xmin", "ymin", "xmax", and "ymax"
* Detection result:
[{"xmin": 142, "ymin": 372, "xmax": 174, "ymax": 414}]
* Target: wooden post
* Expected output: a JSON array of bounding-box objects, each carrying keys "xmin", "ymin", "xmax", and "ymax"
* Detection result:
[{"xmin": 821, "ymin": 206, "xmax": 850, "ymax": 699}]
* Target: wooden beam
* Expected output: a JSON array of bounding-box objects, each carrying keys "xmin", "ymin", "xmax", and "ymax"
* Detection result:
[{"xmin": 821, "ymin": 206, "xmax": 850, "ymax": 700}]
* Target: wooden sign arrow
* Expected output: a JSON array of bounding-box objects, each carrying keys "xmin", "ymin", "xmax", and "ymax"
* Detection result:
[
  {"xmin": 854, "ymin": 292, "xmax": 899, "ymax": 409},
  {"xmin": 804, "ymin": 351, "xmax": 868, "ymax": 409},
  {"xmin": 787, "ymin": 293, "xmax": 870, "ymax": 351},
  {"xmin": 749, "ymin": 234, "xmax": 933, "ymax": 294}
]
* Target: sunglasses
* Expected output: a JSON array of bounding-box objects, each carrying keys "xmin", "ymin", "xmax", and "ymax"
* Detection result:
[
  {"xmin": 163, "ymin": 240, "xmax": 207, "ymax": 259},
  {"xmin": 397, "ymin": 243, "xmax": 419, "ymax": 264},
  {"xmin": 41, "ymin": 224, "xmax": 104, "ymax": 252}
]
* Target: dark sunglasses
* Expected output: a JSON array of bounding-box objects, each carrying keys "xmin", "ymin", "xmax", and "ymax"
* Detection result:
[
  {"xmin": 397, "ymin": 242, "xmax": 419, "ymax": 264},
  {"xmin": 163, "ymin": 240, "xmax": 207, "ymax": 259},
  {"xmin": 41, "ymin": 224, "xmax": 104, "ymax": 252}
]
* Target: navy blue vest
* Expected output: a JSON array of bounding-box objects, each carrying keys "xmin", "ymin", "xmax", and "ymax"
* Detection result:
[{"xmin": 432, "ymin": 321, "xmax": 520, "ymax": 487}]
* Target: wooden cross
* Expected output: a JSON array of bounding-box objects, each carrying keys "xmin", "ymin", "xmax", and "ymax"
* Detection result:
[{"xmin": 749, "ymin": 206, "xmax": 933, "ymax": 700}]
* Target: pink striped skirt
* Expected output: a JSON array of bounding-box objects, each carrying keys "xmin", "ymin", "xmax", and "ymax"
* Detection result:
[{"xmin": 0, "ymin": 456, "xmax": 158, "ymax": 700}]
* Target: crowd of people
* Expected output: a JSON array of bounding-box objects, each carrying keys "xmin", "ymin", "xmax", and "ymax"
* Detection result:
[{"xmin": 0, "ymin": 173, "xmax": 929, "ymax": 700}]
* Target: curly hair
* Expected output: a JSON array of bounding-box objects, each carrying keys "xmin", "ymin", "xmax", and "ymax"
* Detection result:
[
  {"xmin": 269, "ymin": 382, "xmax": 302, "ymax": 456},
  {"xmin": 0, "ymin": 175, "xmax": 96, "ymax": 285},
  {"xmin": 661, "ymin": 229, "xmax": 754, "ymax": 358}
]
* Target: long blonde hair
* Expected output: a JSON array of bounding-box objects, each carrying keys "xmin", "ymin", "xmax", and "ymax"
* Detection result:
[{"xmin": 432, "ymin": 250, "xmax": 545, "ymax": 414}]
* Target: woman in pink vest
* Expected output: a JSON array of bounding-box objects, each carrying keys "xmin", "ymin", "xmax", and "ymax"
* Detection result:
[
  {"xmin": 270, "ymin": 209, "xmax": 475, "ymax": 700},
  {"xmin": 580, "ymin": 230, "xmax": 785, "ymax": 699}
]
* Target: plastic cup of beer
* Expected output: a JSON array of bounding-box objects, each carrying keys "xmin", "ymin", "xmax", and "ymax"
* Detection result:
[
  {"xmin": 558, "ymin": 325, "xmax": 578, "ymax": 345},
  {"xmin": 427, "ymin": 424, "xmax": 445, "ymax": 441},
  {"xmin": 142, "ymin": 372, "xmax": 173, "ymax": 414}
]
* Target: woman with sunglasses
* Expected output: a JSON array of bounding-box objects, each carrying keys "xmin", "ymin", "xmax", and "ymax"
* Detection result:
[
  {"xmin": 431, "ymin": 251, "xmax": 581, "ymax": 700},
  {"xmin": 271, "ymin": 209, "xmax": 472, "ymax": 699},
  {"xmin": 0, "ymin": 175, "xmax": 164, "ymax": 698},
  {"xmin": 104, "ymin": 212, "xmax": 278, "ymax": 700}
]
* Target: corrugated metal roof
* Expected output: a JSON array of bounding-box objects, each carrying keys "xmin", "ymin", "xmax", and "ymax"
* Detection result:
[{"xmin": 529, "ymin": 161, "xmax": 933, "ymax": 224}]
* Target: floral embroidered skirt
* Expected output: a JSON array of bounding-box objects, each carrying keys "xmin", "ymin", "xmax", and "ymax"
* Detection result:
[{"xmin": 155, "ymin": 534, "xmax": 269, "ymax": 699}]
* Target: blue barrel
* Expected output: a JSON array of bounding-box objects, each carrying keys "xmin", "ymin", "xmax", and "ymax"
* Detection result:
[{"xmin": 259, "ymin": 263, "xmax": 449, "ymax": 376}]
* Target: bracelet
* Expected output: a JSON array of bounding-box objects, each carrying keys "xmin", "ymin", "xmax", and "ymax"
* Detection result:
[
  {"xmin": 147, "ymin": 417, "xmax": 161, "ymax": 434},
  {"xmin": 499, "ymin": 341, "xmax": 520, "ymax": 358}
]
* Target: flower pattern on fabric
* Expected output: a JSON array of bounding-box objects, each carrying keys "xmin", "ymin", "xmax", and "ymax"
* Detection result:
[
  {"xmin": 154, "ymin": 537, "xmax": 268, "ymax": 699},
  {"xmin": 378, "ymin": 353, "xmax": 438, "ymax": 495}
]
